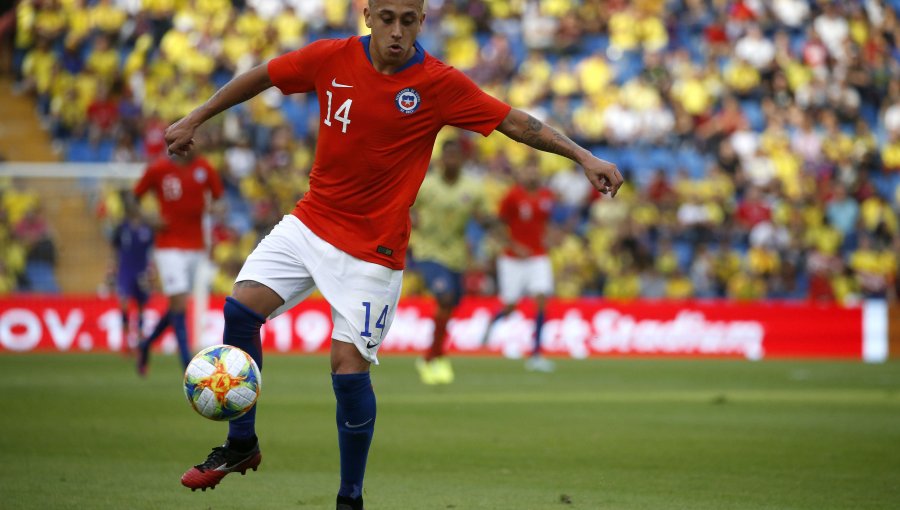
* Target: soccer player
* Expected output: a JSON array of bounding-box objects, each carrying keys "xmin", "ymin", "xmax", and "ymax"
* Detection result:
[
  {"xmin": 134, "ymin": 151, "xmax": 223, "ymax": 375},
  {"xmin": 484, "ymin": 155, "xmax": 558, "ymax": 372},
  {"xmin": 410, "ymin": 138, "xmax": 484, "ymax": 385},
  {"xmin": 164, "ymin": 1, "xmax": 622, "ymax": 508},
  {"xmin": 110, "ymin": 198, "xmax": 154, "ymax": 352}
]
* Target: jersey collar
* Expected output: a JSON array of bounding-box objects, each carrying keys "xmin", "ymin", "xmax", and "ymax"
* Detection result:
[{"xmin": 360, "ymin": 35, "xmax": 425, "ymax": 74}]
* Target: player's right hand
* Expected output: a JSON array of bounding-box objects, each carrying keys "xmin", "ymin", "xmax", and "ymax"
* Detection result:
[
  {"xmin": 581, "ymin": 155, "xmax": 624, "ymax": 197},
  {"xmin": 165, "ymin": 117, "xmax": 196, "ymax": 157}
]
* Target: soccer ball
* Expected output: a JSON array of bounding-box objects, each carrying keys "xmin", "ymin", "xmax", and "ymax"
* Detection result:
[{"xmin": 183, "ymin": 345, "xmax": 261, "ymax": 421}]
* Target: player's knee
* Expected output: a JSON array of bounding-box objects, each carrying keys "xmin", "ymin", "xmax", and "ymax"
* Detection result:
[
  {"xmin": 231, "ymin": 281, "xmax": 283, "ymax": 317},
  {"xmin": 168, "ymin": 293, "xmax": 188, "ymax": 311},
  {"xmin": 331, "ymin": 340, "xmax": 370, "ymax": 374},
  {"xmin": 224, "ymin": 296, "xmax": 266, "ymax": 326},
  {"xmin": 436, "ymin": 293, "xmax": 458, "ymax": 311}
]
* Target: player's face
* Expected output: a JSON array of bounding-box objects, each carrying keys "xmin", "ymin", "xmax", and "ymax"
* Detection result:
[
  {"xmin": 364, "ymin": 0, "xmax": 425, "ymax": 70},
  {"xmin": 441, "ymin": 144, "xmax": 463, "ymax": 175},
  {"xmin": 519, "ymin": 162, "xmax": 541, "ymax": 190}
]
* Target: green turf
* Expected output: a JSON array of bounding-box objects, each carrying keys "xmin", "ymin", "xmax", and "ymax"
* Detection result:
[{"xmin": 1, "ymin": 354, "xmax": 898, "ymax": 509}]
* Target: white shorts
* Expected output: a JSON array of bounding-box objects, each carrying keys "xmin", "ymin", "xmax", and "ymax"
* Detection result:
[
  {"xmin": 236, "ymin": 215, "xmax": 402, "ymax": 364},
  {"xmin": 497, "ymin": 254, "xmax": 554, "ymax": 305},
  {"xmin": 154, "ymin": 248, "xmax": 207, "ymax": 296}
]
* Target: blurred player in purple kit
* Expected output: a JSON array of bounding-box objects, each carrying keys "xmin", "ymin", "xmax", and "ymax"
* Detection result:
[{"xmin": 110, "ymin": 199, "xmax": 154, "ymax": 351}]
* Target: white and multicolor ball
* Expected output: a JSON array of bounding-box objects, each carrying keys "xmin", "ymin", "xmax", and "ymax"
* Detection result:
[{"xmin": 183, "ymin": 345, "xmax": 261, "ymax": 421}]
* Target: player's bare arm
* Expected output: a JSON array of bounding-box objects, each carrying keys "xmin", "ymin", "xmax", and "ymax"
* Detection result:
[
  {"xmin": 165, "ymin": 64, "xmax": 274, "ymax": 157},
  {"xmin": 496, "ymin": 108, "xmax": 624, "ymax": 197}
]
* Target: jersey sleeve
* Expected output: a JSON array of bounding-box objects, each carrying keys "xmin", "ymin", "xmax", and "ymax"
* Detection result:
[
  {"xmin": 498, "ymin": 188, "xmax": 516, "ymax": 223},
  {"xmin": 205, "ymin": 161, "xmax": 224, "ymax": 200},
  {"xmin": 133, "ymin": 162, "xmax": 157, "ymax": 198},
  {"xmin": 435, "ymin": 65, "xmax": 512, "ymax": 137},
  {"xmin": 268, "ymin": 39, "xmax": 342, "ymax": 95}
]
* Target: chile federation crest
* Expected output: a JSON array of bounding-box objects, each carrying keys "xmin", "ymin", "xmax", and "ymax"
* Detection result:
[{"xmin": 395, "ymin": 88, "xmax": 421, "ymax": 114}]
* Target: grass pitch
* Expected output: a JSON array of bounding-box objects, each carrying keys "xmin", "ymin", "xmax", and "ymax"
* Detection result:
[{"xmin": 1, "ymin": 354, "xmax": 898, "ymax": 509}]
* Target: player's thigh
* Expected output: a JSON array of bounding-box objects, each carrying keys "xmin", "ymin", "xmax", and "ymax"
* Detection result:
[
  {"xmin": 416, "ymin": 260, "xmax": 463, "ymax": 307},
  {"xmin": 315, "ymin": 253, "xmax": 403, "ymax": 365},
  {"xmin": 525, "ymin": 255, "xmax": 554, "ymax": 297},
  {"xmin": 235, "ymin": 215, "xmax": 318, "ymax": 318},
  {"xmin": 116, "ymin": 275, "xmax": 144, "ymax": 303},
  {"xmin": 497, "ymin": 255, "xmax": 528, "ymax": 305},
  {"xmin": 153, "ymin": 249, "xmax": 196, "ymax": 296}
]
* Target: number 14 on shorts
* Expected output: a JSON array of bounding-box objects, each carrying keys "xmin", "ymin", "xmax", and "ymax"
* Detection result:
[{"xmin": 361, "ymin": 302, "xmax": 389, "ymax": 347}]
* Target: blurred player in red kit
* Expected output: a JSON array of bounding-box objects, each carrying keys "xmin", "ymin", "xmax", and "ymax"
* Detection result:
[
  {"xmin": 134, "ymin": 151, "xmax": 223, "ymax": 374},
  {"xmin": 484, "ymin": 155, "xmax": 558, "ymax": 372},
  {"xmin": 162, "ymin": 1, "xmax": 622, "ymax": 508}
]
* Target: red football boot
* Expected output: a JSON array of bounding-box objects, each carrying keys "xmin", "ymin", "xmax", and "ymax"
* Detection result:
[{"xmin": 181, "ymin": 441, "xmax": 261, "ymax": 491}]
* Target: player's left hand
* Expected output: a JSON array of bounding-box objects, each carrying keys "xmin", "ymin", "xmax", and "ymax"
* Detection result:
[
  {"xmin": 165, "ymin": 117, "xmax": 197, "ymax": 157},
  {"xmin": 581, "ymin": 155, "xmax": 623, "ymax": 197}
]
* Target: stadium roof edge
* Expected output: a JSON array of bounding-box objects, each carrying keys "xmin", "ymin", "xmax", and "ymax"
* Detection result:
[{"xmin": 0, "ymin": 162, "xmax": 144, "ymax": 179}]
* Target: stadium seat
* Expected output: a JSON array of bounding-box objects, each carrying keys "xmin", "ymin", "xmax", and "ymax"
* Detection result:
[
  {"xmin": 582, "ymin": 34, "xmax": 609, "ymax": 53},
  {"xmin": 672, "ymin": 240, "xmax": 694, "ymax": 270},
  {"xmin": 676, "ymin": 148, "xmax": 709, "ymax": 179},
  {"xmin": 24, "ymin": 261, "xmax": 60, "ymax": 293},
  {"xmin": 740, "ymin": 99, "xmax": 766, "ymax": 132},
  {"xmin": 872, "ymin": 173, "xmax": 900, "ymax": 200}
]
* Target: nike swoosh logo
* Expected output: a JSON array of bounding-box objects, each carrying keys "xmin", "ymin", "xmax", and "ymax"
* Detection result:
[
  {"xmin": 331, "ymin": 78, "xmax": 353, "ymax": 88},
  {"xmin": 345, "ymin": 418, "xmax": 373, "ymax": 429},
  {"xmin": 214, "ymin": 461, "xmax": 242, "ymax": 472},
  {"xmin": 366, "ymin": 341, "xmax": 379, "ymax": 349}
]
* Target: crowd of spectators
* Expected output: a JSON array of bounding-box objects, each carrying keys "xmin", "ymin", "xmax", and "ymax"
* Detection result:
[
  {"xmin": 10, "ymin": 0, "xmax": 900, "ymax": 303},
  {"xmin": 0, "ymin": 177, "xmax": 61, "ymax": 294}
]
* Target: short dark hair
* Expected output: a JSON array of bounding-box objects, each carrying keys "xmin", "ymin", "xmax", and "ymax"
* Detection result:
[
  {"xmin": 442, "ymin": 138, "xmax": 461, "ymax": 152},
  {"xmin": 368, "ymin": 0, "xmax": 426, "ymax": 11}
]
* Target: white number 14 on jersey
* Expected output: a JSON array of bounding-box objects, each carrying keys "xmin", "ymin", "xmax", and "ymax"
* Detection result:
[{"xmin": 324, "ymin": 90, "xmax": 352, "ymax": 133}]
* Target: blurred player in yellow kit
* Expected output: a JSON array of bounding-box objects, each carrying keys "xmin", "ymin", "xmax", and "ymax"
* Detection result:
[{"xmin": 410, "ymin": 138, "xmax": 486, "ymax": 384}]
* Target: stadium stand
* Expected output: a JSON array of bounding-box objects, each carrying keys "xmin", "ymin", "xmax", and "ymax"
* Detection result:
[{"xmin": 5, "ymin": 0, "xmax": 900, "ymax": 303}]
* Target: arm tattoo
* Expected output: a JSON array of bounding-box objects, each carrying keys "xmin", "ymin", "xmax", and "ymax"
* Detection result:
[{"xmin": 517, "ymin": 115, "xmax": 581, "ymax": 160}]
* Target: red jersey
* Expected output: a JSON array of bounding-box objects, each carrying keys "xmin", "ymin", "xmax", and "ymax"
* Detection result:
[
  {"xmin": 498, "ymin": 185, "xmax": 554, "ymax": 257},
  {"xmin": 133, "ymin": 156, "xmax": 223, "ymax": 249},
  {"xmin": 267, "ymin": 36, "xmax": 511, "ymax": 269}
]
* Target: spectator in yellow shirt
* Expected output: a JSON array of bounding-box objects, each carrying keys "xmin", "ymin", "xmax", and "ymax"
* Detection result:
[
  {"xmin": 604, "ymin": 266, "xmax": 642, "ymax": 300},
  {"xmin": 577, "ymin": 54, "xmax": 613, "ymax": 98},
  {"xmin": 849, "ymin": 236, "xmax": 895, "ymax": 298},
  {"xmin": 881, "ymin": 131, "xmax": 900, "ymax": 172},
  {"xmin": 672, "ymin": 67, "xmax": 714, "ymax": 118},
  {"xmin": 34, "ymin": 0, "xmax": 66, "ymax": 42},
  {"xmin": 90, "ymin": 0, "xmax": 127, "ymax": 38},
  {"xmin": 724, "ymin": 57, "xmax": 761, "ymax": 98},
  {"xmin": 85, "ymin": 34, "xmax": 120, "ymax": 87},
  {"xmin": 665, "ymin": 270, "xmax": 694, "ymax": 299},
  {"xmin": 65, "ymin": 0, "xmax": 92, "ymax": 51},
  {"xmin": 20, "ymin": 37, "xmax": 57, "ymax": 114}
]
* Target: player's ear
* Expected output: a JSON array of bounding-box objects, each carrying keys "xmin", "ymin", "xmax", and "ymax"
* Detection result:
[{"xmin": 364, "ymin": 6, "xmax": 373, "ymax": 29}]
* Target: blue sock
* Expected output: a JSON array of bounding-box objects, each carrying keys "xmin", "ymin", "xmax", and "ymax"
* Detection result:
[
  {"xmin": 171, "ymin": 311, "xmax": 190, "ymax": 368},
  {"xmin": 333, "ymin": 372, "xmax": 376, "ymax": 500},
  {"xmin": 533, "ymin": 309, "xmax": 545, "ymax": 356},
  {"xmin": 142, "ymin": 311, "xmax": 170, "ymax": 347},
  {"xmin": 223, "ymin": 297, "xmax": 265, "ymax": 442}
]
